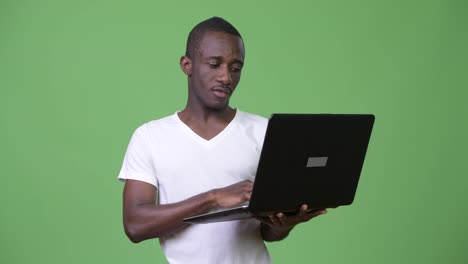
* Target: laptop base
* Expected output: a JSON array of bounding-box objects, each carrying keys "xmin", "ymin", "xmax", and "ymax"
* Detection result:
[{"xmin": 184, "ymin": 205, "xmax": 252, "ymax": 224}]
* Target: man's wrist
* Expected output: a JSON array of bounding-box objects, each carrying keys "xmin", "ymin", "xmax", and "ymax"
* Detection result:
[
  {"xmin": 205, "ymin": 189, "xmax": 220, "ymax": 208},
  {"xmin": 270, "ymin": 224, "xmax": 294, "ymax": 235},
  {"xmin": 261, "ymin": 223, "xmax": 294, "ymax": 241}
]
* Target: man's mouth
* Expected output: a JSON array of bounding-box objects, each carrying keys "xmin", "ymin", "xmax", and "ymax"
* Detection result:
[{"xmin": 212, "ymin": 87, "xmax": 232, "ymax": 98}]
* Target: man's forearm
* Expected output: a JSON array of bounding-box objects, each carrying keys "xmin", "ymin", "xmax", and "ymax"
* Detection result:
[
  {"xmin": 123, "ymin": 179, "xmax": 254, "ymax": 243},
  {"xmin": 124, "ymin": 191, "xmax": 217, "ymax": 243}
]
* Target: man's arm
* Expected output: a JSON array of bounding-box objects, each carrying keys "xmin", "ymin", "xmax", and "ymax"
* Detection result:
[
  {"xmin": 259, "ymin": 205, "xmax": 327, "ymax": 242},
  {"xmin": 122, "ymin": 179, "xmax": 253, "ymax": 243}
]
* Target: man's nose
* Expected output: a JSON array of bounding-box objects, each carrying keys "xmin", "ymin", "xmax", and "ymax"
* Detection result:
[{"xmin": 217, "ymin": 65, "xmax": 232, "ymax": 85}]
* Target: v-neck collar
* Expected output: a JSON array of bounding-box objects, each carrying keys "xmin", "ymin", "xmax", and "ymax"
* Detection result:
[{"xmin": 174, "ymin": 109, "xmax": 241, "ymax": 148}]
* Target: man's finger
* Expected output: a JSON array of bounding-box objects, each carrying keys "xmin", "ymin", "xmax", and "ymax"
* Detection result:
[
  {"xmin": 298, "ymin": 204, "xmax": 308, "ymax": 217},
  {"xmin": 269, "ymin": 215, "xmax": 281, "ymax": 226},
  {"xmin": 303, "ymin": 209, "xmax": 327, "ymax": 221},
  {"xmin": 255, "ymin": 216, "xmax": 273, "ymax": 226},
  {"xmin": 276, "ymin": 212, "xmax": 287, "ymax": 226}
]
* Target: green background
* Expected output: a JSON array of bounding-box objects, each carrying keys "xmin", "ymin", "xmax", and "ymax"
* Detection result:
[{"xmin": 1, "ymin": 0, "xmax": 467, "ymax": 263}]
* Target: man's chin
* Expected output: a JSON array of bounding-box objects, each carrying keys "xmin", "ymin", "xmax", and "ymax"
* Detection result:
[{"xmin": 207, "ymin": 100, "xmax": 231, "ymax": 112}]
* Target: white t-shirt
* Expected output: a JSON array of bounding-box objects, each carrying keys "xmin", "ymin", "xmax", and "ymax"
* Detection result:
[{"xmin": 118, "ymin": 110, "xmax": 271, "ymax": 264}]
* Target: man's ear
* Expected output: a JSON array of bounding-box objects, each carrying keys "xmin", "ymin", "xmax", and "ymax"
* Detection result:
[{"xmin": 180, "ymin": 56, "xmax": 192, "ymax": 77}]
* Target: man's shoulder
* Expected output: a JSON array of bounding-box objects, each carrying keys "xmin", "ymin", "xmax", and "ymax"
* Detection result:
[
  {"xmin": 237, "ymin": 110, "xmax": 268, "ymax": 126},
  {"xmin": 146, "ymin": 113, "xmax": 178, "ymax": 127},
  {"xmin": 236, "ymin": 110, "xmax": 269, "ymax": 139},
  {"xmin": 133, "ymin": 113, "xmax": 178, "ymax": 136}
]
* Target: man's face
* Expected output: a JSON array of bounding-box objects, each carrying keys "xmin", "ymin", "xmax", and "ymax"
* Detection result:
[{"xmin": 187, "ymin": 31, "xmax": 245, "ymax": 111}]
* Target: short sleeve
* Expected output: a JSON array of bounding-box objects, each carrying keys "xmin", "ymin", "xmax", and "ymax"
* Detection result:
[{"xmin": 117, "ymin": 125, "xmax": 158, "ymax": 188}]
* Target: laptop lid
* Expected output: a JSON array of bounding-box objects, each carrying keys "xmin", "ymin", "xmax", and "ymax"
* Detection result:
[{"xmin": 248, "ymin": 114, "xmax": 375, "ymax": 216}]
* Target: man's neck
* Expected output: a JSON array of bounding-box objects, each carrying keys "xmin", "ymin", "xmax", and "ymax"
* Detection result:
[
  {"xmin": 177, "ymin": 106, "xmax": 237, "ymax": 141},
  {"xmin": 178, "ymin": 105, "xmax": 236, "ymax": 124}
]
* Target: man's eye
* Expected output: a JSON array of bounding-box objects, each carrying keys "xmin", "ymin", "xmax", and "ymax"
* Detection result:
[
  {"xmin": 209, "ymin": 63, "xmax": 219, "ymax": 68},
  {"xmin": 231, "ymin": 66, "xmax": 242, "ymax": 72}
]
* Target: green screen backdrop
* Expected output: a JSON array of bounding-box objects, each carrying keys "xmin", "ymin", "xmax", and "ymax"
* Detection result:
[{"xmin": 1, "ymin": 0, "xmax": 467, "ymax": 263}]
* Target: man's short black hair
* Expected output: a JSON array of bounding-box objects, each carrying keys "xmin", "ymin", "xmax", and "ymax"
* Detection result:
[{"xmin": 185, "ymin": 17, "xmax": 243, "ymax": 59}]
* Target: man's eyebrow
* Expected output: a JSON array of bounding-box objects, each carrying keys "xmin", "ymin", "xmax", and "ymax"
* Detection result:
[
  {"xmin": 206, "ymin": 56, "xmax": 222, "ymax": 61},
  {"xmin": 206, "ymin": 56, "xmax": 244, "ymax": 65},
  {"xmin": 233, "ymin": 59, "xmax": 244, "ymax": 66}
]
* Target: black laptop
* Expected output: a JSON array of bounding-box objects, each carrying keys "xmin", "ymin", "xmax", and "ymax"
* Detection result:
[{"xmin": 183, "ymin": 114, "xmax": 375, "ymax": 224}]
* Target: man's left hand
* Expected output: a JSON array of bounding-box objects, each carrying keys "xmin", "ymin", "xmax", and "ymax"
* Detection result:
[{"xmin": 258, "ymin": 204, "xmax": 327, "ymax": 241}]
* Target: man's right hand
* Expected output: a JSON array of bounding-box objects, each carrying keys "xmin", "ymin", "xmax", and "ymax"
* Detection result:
[{"xmin": 212, "ymin": 180, "xmax": 253, "ymax": 208}]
